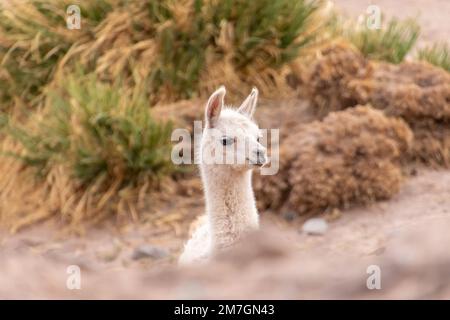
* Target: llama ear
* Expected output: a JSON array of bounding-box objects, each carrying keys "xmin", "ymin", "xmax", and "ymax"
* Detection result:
[
  {"xmin": 238, "ymin": 87, "xmax": 258, "ymax": 118},
  {"xmin": 205, "ymin": 86, "xmax": 225, "ymax": 128}
]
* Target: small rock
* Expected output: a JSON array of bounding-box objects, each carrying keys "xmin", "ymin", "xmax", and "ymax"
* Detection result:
[
  {"xmin": 282, "ymin": 211, "xmax": 296, "ymax": 222},
  {"xmin": 301, "ymin": 218, "xmax": 328, "ymax": 235},
  {"xmin": 131, "ymin": 245, "xmax": 169, "ymax": 260}
]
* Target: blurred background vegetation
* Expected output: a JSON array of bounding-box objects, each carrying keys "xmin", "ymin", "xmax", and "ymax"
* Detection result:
[{"xmin": 0, "ymin": 0, "xmax": 448, "ymax": 230}]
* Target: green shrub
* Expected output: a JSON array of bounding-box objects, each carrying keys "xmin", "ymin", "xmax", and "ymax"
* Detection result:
[
  {"xmin": 0, "ymin": 0, "xmax": 323, "ymax": 109},
  {"xmin": 0, "ymin": 0, "xmax": 115, "ymax": 109},
  {"xmin": 418, "ymin": 42, "xmax": 450, "ymax": 72},
  {"xmin": 331, "ymin": 15, "xmax": 420, "ymax": 64},
  {"xmin": 147, "ymin": 0, "xmax": 321, "ymax": 100},
  {"xmin": 6, "ymin": 72, "xmax": 175, "ymax": 184}
]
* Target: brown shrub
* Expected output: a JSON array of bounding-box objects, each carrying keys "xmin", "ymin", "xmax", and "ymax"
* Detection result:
[
  {"xmin": 255, "ymin": 106, "xmax": 413, "ymax": 215},
  {"xmin": 303, "ymin": 43, "xmax": 373, "ymax": 115},
  {"xmin": 354, "ymin": 61, "xmax": 450, "ymax": 120},
  {"xmin": 408, "ymin": 120, "xmax": 450, "ymax": 168},
  {"xmin": 303, "ymin": 43, "xmax": 450, "ymax": 167}
]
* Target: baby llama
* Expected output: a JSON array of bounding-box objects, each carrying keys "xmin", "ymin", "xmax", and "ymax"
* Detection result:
[{"xmin": 179, "ymin": 86, "xmax": 267, "ymax": 265}]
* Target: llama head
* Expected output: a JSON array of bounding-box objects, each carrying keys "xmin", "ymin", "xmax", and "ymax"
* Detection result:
[{"xmin": 200, "ymin": 86, "xmax": 267, "ymax": 171}]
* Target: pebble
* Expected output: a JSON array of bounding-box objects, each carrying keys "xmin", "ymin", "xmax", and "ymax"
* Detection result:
[
  {"xmin": 301, "ymin": 218, "xmax": 328, "ymax": 235},
  {"xmin": 282, "ymin": 211, "xmax": 296, "ymax": 222},
  {"xmin": 131, "ymin": 245, "xmax": 169, "ymax": 260}
]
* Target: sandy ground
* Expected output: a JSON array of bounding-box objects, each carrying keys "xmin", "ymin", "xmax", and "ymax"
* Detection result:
[{"xmin": 1, "ymin": 168, "xmax": 449, "ymax": 299}]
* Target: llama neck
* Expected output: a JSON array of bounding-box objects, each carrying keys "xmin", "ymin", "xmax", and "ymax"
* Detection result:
[{"xmin": 201, "ymin": 166, "xmax": 259, "ymax": 250}]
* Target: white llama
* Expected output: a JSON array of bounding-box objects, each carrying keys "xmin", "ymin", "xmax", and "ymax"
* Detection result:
[{"xmin": 178, "ymin": 86, "xmax": 267, "ymax": 265}]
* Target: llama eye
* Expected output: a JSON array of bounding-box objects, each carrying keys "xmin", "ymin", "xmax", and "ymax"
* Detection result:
[{"xmin": 221, "ymin": 136, "xmax": 233, "ymax": 146}]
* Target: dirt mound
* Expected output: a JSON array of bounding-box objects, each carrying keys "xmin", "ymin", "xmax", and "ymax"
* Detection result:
[
  {"xmin": 303, "ymin": 43, "xmax": 450, "ymax": 167},
  {"xmin": 255, "ymin": 106, "xmax": 412, "ymax": 214}
]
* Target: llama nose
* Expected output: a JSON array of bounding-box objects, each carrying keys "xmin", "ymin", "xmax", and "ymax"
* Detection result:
[{"xmin": 255, "ymin": 150, "xmax": 267, "ymax": 165}]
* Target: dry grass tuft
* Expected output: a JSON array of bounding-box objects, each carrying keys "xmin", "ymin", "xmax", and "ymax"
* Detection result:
[
  {"xmin": 418, "ymin": 42, "xmax": 450, "ymax": 72},
  {"xmin": 329, "ymin": 13, "xmax": 420, "ymax": 64},
  {"xmin": 255, "ymin": 106, "xmax": 413, "ymax": 215}
]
